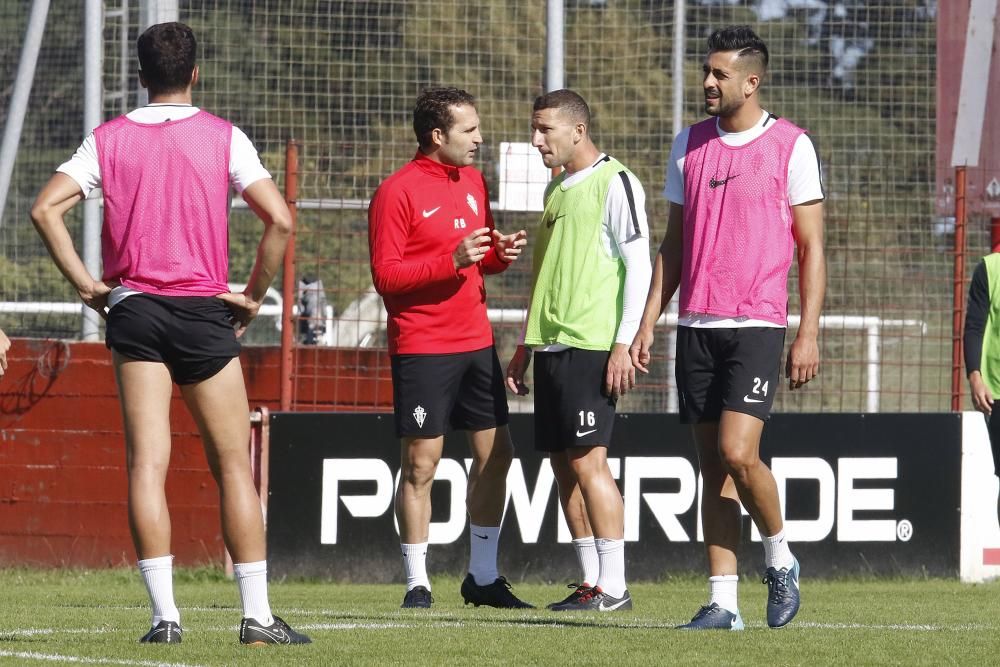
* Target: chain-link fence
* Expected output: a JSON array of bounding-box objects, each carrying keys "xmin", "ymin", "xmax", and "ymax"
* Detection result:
[{"xmin": 1, "ymin": 1, "xmax": 971, "ymax": 413}]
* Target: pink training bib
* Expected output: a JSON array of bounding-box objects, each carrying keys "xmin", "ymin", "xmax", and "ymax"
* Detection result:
[
  {"xmin": 680, "ymin": 117, "xmax": 804, "ymax": 325},
  {"xmin": 95, "ymin": 110, "xmax": 233, "ymax": 296}
]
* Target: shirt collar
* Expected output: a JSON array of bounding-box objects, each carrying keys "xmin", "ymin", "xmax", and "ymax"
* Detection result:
[{"xmin": 412, "ymin": 150, "xmax": 464, "ymax": 180}]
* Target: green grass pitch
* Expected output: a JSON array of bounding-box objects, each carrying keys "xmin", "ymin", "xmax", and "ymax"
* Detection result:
[{"xmin": 1, "ymin": 569, "xmax": 998, "ymax": 665}]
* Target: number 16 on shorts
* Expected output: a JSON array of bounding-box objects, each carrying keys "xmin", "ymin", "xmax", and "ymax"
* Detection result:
[{"xmin": 577, "ymin": 410, "xmax": 597, "ymax": 436}]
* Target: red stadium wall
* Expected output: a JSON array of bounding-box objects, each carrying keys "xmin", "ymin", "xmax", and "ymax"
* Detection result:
[{"xmin": 0, "ymin": 339, "xmax": 392, "ymax": 568}]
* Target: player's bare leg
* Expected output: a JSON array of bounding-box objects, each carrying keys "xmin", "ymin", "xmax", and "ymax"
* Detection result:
[
  {"xmin": 549, "ymin": 446, "xmax": 630, "ymax": 611},
  {"xmin": 396, "ymin": 436, "xmax": 445, "ymax": 543},
  {"xmin": 716, "ymin": 411, "xmax": 782, "ymax": 535},
  {"xmin": 550, "ymin": 450, "xmax": 594, "ymax": 539},
  {"xmin": 548, "ymin": 450, "xmax": 599, "ymax": 609},
  {"xmin": 115, "ymin": 353, "xmax": 174, "ymax": 559},
  {"xmin": 460, "ymin": 426, "xmax": 532, "ymax": 608},
  {"xmin": 677, "ymin": 421, "xmax": 746, "ymax": 629},
  {"xmin": 465, "ymin": 426, "xmax": 512, "ymax": 526},
  {"xmin": 567, "ymin": 446, "xmax": 622, "ymax": 539},
  {"xmin": 693, "ymin": 421, "xmax": 741, "ymax": 578},
  {"xmin": 716, "ymin": 410, "xmax": 800, "ymax": 627},
  {"xmin": 181, "ymin": 357, "xmax": 310, "ymax": 644},
  {"xmin": 395, "ymin": 435, "xmax": 443, "ymax": 607},
  {"xmin": 179, "ymin": 358, "xmax": 263, "ymax": 563},
  {"xmin": 115, "ymin": 353, "xmax": 181, "ymax": 641}
]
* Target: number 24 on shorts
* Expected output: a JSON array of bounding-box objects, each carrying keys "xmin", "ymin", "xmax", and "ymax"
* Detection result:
[{"xmin": 744, "ymin": 377, "xmax": 769, "ymax": 404}]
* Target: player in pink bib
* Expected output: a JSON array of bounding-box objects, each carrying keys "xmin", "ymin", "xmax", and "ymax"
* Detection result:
[
  {"xmin": 632, "ymin": 25, "xmax": 826, "ymax": 631},
  {"xmin": 31, "ymin": 22, "xmax": 309, "ymax": 646}
]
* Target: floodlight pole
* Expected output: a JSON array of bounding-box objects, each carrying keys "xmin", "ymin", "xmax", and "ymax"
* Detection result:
[
  {"xmin": 140, "ymin": 0, "xmax": 179, "ymax": 26},
  {"xmin": 546, "ymin": 0, "xmax": 564, "ymax": 92},
  {"xmin": 82, "ymin": 0, "xmax": 102, "ymax": 340},
  {"xmin": 138, "ymin": 0, "xmax": 179, "ymax": 105},
  {"xmin": 665, "ymin": 0, "xmax": 686, "ymax": 413},
  {"xmin": 0, "ymin": 0, "xmax": 49, "ymax": 228},
  {"xmin": 672, "ymin": 0, "xmax": 685, "ymax": 138}
]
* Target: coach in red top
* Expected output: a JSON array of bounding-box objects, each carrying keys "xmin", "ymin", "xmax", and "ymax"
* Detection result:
[{"xmin": 368, "ymin": 87, "xmax": 531, "ymax": 609}]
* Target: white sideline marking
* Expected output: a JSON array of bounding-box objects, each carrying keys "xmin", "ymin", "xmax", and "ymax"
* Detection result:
[
  {"xmin": 795, "ymin": 621, "xmax": 989, "ymax": 632},
  {"xmin": 302, "ymin": 622, "xmax": 414, "ymax": 630},
  {"xmin": 0, "ymin": 649, "xmax": 204, "ymax": 667}
]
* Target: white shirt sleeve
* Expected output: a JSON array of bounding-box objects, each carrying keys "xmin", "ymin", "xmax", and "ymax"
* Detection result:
[
  {"xmin": 229, "ymin": 125, "xmax": 271, "ymax": 192},
  {"xmin": 662, "ymin": 128, "xmax": 689, "ymax": 205},
  {"xmin": 606, "ymin": 171, "xmax": 650, "ymax": 247},
  {"xmin": 56, "ymin": 133, "xmax": 101, "ymax": 198},
  {"xmin": 606, "ymin": 172, "xmax": 653, "ymax": 345},
  {"xmin": 788, "ymin": 133, "xmax": 824, "ymax": 205}
]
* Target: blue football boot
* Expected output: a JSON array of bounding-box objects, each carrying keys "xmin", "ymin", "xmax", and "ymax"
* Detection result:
[
  {"xmin": 763, "ymin": 557, "xmax": 800, "ymax": 628},
  {"xmin": 677, "ymin": 603, "xmax": 745, "ymax": 631}
]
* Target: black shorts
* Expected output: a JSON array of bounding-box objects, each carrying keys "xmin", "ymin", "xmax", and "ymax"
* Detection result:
[
  {"xmin": 676, "ymin": 326, "xmax": 785, "ymax": 424},
  {"xmin": 534, "ymin": 348, "xmax": 617, "ymax": 452},
  {"xmin": 390, "ymin": 346, "xmax": 509, "ymax": 438},
  {"xmin": 105, "ymin": 293, "xmax": 240, "ymax": 385}
]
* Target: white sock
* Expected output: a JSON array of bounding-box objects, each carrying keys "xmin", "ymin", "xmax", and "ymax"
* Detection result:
[
  {"xmin": 401, "ymin": 542, "xmax": 430, "ymax": 591},
  {"xmin": 594, "ymin": 537, "xmax": 627, "ymax": 598},
  {"xmin": 233, "ymin": 560, "xmax": 273, "ymax": 626},
  {"xmin": 572, "ymin": 536, "xmax": 599, "ymax": 587},
  {"xmin": 763, "ymin": 529, "xmax": 795, "ymax": 570},
  {"xmin": 709, "ymin": 574, "xmax": 740, "ymax": 614},
  {"xmin": 137, "ymin": 555, "xmax": 180, "ymax": 626},
  {"xmin": 468, "ymin": 524, "xmax": 501, "ymax": 586}
]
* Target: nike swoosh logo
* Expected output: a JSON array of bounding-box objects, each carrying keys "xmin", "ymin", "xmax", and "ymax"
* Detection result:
[
  {"xmin": 473, "ymin": 533, "xmax": 489, "ymax": 540},
  {"xmin": 743, "ymin": 395, "xmax": 764, "ymax": 403},
  {"xmin": 545, "ymin": 214, "xmax": 566, "ymax": 228},
  {"xmin": 709, "ymin": 174, "xmax": 739, "ymax": 189},
  {"xmin": 422, "ymin": 206, "xmax": 441, "ymax": 218},
  {"xmin": 576, "ymin": 429, "xmax": 597, "ymax": 437},
  {"xmin": 598, "ymin": 598, "xmax": 629, "ymax": 611}
]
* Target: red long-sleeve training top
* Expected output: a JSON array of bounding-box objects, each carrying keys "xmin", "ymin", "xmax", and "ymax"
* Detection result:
[{"xmin": 368, "ymin": 151, "xmax": 509, "ymax": 355}]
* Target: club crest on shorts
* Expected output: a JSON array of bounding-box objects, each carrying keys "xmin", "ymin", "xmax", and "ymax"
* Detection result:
[
  {"xmin": 413, "ymin": 405, "xmax": 427, "ymax": 428},
  {"xmin": 466, "ymin": 193, "xmax": 478, "ymax": 216}
]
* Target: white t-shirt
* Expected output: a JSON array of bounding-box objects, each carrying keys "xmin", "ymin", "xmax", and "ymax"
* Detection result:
[
  {"xmin": 523, "ymin": 154, "xmax": 653, "ymax": 350},
  {"xmin": 56, "ymin": 104, "xmax": 271, "ymax": 199},
  {"xmin": 663, "ymin": 110, "xmax": 824, "ymax": 329}
]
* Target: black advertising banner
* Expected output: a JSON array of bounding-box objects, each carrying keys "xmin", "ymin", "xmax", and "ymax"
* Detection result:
[{"xmin": 266, "ymin": 413, "xmax": 961, "ymax": 581}]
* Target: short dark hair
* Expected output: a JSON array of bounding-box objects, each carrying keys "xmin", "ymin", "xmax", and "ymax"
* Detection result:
[
  {"xmin": 413, "ymin": 88, "xmax": 476, "ymax": 149},
  {"xmin": 532, "ymin": 89, "xmax": 591, "ymax": 128},
  {"xmin": 137, "ymin": 22, "xmax": 197, "ymax": 96},
  {"xmin": 707, "ymin": 25, "xmax": 769, "ymax": 74}
]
